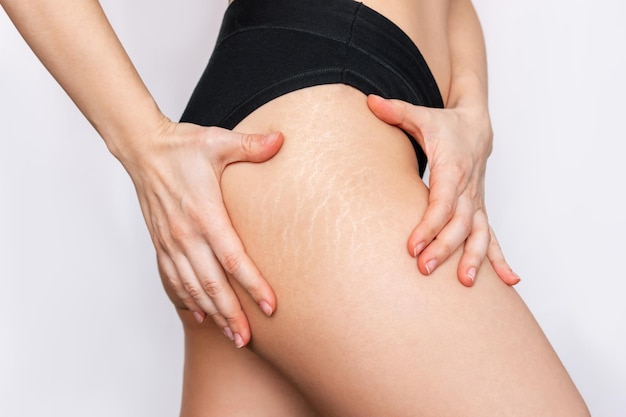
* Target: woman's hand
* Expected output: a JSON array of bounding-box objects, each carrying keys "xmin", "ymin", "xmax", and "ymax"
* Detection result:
[
  {"xmin": 367, "ymin": 95, "xmax": 519, "ymax": 286},
  {"xmin": 116, "ymin": 119, "xmax": 283, "ymax": 348}
]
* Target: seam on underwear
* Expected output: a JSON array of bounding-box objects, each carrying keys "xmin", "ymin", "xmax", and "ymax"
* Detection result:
[
  {"xmin": 342, "ymin": 3, "xmax": 362, "ymax": 84},
  {"xmin": 219, "ymin": 67, "xmax": 388, "ymax": 126},
  {"xmin": 219, "ymin": 26, "xmax": 426, "ymax": 104}
]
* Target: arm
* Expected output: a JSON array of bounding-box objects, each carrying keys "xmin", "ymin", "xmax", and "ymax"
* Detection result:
[
  {"xmin": 1, "ymin": 0, "xmax": 280, "ymax": 347},
  {"xmin": 368, "ymin": 0, "xmax": 520, "ymax": 285},
  {"xmin": 1, "ymin": 0, "xmax": 162, "ymax": 152}
]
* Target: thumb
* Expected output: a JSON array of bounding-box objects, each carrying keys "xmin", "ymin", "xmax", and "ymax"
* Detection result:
[
  {"xmin": 367, "ymin": 95, "xmax": 429, "ymax": 141},
  {"xmin": 215, "ymin": 130, "xmax": 284, "ymax": 165}
]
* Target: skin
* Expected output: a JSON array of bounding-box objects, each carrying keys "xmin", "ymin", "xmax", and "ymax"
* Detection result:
[
  {"xmin": 0, "ymin": 0, "xmax": 589, "ymax": 414},
  {"xmin": 167, "ymin": 1, "xmax": 588, "ymax": 415},
  {"xmin": 0, "ymin": 0, "xmax": 280, "ymax": 345},
  {"xmin": 214, "ymin": 84, "xmax": 589, "ymax": 416},
  {"xmin": 1, "ymin": 0, "xmax": 517, "ymax": 349}
]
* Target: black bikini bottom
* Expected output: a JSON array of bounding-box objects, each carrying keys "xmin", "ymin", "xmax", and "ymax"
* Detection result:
[{"xmin": 180, "ymin": 0, "xmax": 444, "ymax": 176}]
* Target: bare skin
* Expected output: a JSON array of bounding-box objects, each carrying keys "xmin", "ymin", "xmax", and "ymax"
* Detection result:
[
  {"xmin": 2, "ymin": 0, "xmax": 519, "ymax": 348},
  {"xmin": 170, "ymin": 85, "xmax": 588, "ymax": 416},
  {"xmin": 168, "ymin": 1, "xmax": 590, "ymax": 415},
  {"xmin": 1, "ymin": 0, "xmax": 588, "ymax": 414}
]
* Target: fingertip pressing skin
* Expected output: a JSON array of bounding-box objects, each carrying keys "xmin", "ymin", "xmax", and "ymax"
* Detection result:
[
  {"xmin": 424, "ymin": 258, "xmax": 438, "ymax": 275},
  {"xmin": 410, "ymin": 240, "xmax": 427, "ymax": 258},
  {"xmin": 234, "ymin": 333, "xmax": 245, "ymax": 349},
  {"xmin": 366, "ymin": 94, "xmax": 398, "ymax": 125},
  {"xmin": 502, "ymin": 269, "xmax": 522, "ymax": 286},
  {"xmin": 259, "ymin": 300, "xmax": 274, "ymax": 316},
  {"xmin": 222, "ymin": 326, "xmax": 235, "ymax": 341},
  {"xmin": 256, "ymin": 131, "xmax": 284, "ymax": 161},
  {"xmin": 227, "ymin": 257, "xmax": 277, "ymax": 318},
  {"xmin": 369, "ymin": 95, "xmax": 509, "ymax": 289},
  {"xmin": 227, "ymin": 319, "xmax": 251, "ymax": 349},
  {"xmin": 366, "ymin": 93, "xmax": 386, "ymax": 109},
  {"xmin": 193, "ymin": 310, "xmax": 207, "ymax": 323},
  {"xmin": 466, "ymin": 267, "xmax": 477, "ymax": 285}
]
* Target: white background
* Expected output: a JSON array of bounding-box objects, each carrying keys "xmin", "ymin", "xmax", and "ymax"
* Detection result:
[{"xmin": 1, "ymin": 0, "xmax": 624, "ymax": 415}]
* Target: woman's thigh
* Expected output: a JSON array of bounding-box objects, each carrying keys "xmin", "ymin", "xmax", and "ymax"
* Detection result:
[
  {"xmin": 220, "ymin": 84, "xmax": 589, "ymax": 417},
  {"xmin": 172, "ymin": 307, "xmax": 320, "ymax": 417},
  {"xmin": 160, "ymin": 265, "xmax": 320, "ymax": 416}
]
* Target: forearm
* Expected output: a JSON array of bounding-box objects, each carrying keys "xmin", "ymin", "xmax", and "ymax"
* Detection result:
[
  {"xmin": 446, "ymin": 0, "xmax": 489, "ymax": 110},
  {"xmin": 0, "ymin": 0, "xmax": 165, "ymax": 157}
]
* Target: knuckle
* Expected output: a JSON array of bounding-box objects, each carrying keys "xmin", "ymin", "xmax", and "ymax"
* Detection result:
[
  {"xmin": 205, "ymin": 125, "xmax": 218, "ymax": 139},
  {"xmin": 185, "ymin": 206, "xmax": 210, "ymax": 228},
  {"xmin": 201, "ymin": 279, "xmax": 224, "ymax": 298},
  {"xmin": 241, "ymin": 280, "xmax": 261, "ymax": 295},
  {"xmin": 464, "ymin": 242, "xmax": 484, "ymax": 260},
  {"xmin": 169, "ymin": 222, "xmax": 193, "ymax": 245},
  {"xmin": 437, "ymin": 200, "xmax": 456, "ymax": 221},
  {"xmin": 460, "ymin": 218, "xmax": 473, "ymax": 236},
  {"xmin": 439, "ymin": 241, "xmax": 455, "ymax": 258},
  {"xmin": 165, "ymin": 274, "xmax": 182, "ymax": 292},
  {"xmin": 182, "ymin": 282, "xmax": 202, "ymax": 299},
  {"xmin": 240, "ymin": 133, "xmax": 255, "ymax": 154},
  {"xmin": 451, "ymin": 161, "xmax": 470, "ymax": 184},
  {"xmin": 223, "ymin": 309, "xmax": 243, "ymax": 322},
  {"xmin": 489, "ymin": 236, "xmax": 502, "ymax": 251},
  {"xmin": 203, "ymin": 126, "xmax": 222, "ymax": 148},
  {"xmin": 221, "ymin": 251, "xmax": 244, "ymax": 275}
]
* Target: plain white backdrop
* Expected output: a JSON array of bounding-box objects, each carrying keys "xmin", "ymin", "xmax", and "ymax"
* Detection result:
[{"xmin": 0, "ymin": 0, "xmax": 624, "ymax": 415}]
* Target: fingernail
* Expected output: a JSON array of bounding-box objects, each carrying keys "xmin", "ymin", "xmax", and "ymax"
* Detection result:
[
  {"xmin": 512, "ymin": 271, "xmax": 522, "ymax": 285},
  {"xmin": 263, "ymin": 132, "xmax": 280, "ymax": 145},
  {"xmin": 467, "ymin": 267, "xmax": 477, "ymax": 283},
  {"xmin": 425, "ymin": 259, "xmax": 438, "ymax": 275},
  {"xmin": 413, "ymin": 242, "xmax": 426, "ymax": 257},
  {"xmin": 234, "ymin": 333, "xmax": 245, "ymax": 349},
  {"xmin": 192, "ymin": 311, "xmax": 205, "ymax": 324},
  {"xmin": 222, "ymin": 326, "xmax": 234, "ymax": 341},
  {"xmin": 259, "ymin": 300, "xmax": 273, "ymax": 316}
]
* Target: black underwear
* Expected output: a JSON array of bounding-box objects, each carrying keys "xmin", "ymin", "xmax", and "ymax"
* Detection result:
[{"xmin": 180, "ymin": 0, "xmax": 444, "ymax": 176}]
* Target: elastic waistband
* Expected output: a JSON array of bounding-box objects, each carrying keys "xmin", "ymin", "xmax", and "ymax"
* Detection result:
[{"xmin": 220, "ymin": 0, "xmax": 443, "ymax": 108}]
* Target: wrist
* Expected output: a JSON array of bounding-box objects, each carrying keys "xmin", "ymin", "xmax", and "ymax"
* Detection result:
[
  {"xmin": 449, "ymin": 99, "xmax": 494, "ymax": 157},
  {"xmin": 446, "ymin": 70, "xmax": 488, "ymax": 108},
  {"xmin": 101, "ymin": 99, "xmax": 171, "ymax": 164}
]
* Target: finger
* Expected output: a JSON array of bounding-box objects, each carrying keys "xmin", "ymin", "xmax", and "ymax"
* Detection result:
[
  {"xmin": 182, "ymin": 240, "xmax": 255, "ymax": 345},
  {"xmin": 142, "ymin": 199, "xmax": 233, "ymax": 330},
  {"xmin": 156, "ymin": 252, "xmax": 215, "ymax": 325},
  {"xmin": 408, "ymin": 166, "xmax": 461, "ymax": 258},
  {"xmin": 202, "ymin": 201, "xmax": 278, "ymax": 317},
  {"xmin": 416, "ymin": 197, "xmax": 473, "ymax": 276},
  {"xmin": 487, "ymin": 228, "xmax": 521, "ymax": 286},
  {"xmin": 149, "ymin": 205, "xmax": 222, "ymax": 324},
  {"xmin": 456, "ymin": 211, "xmax": 491, "ymax": 287},
  {"xmin": 209, "ymin": 127, "xmax": 284, "ymax": 166},
  {"xmin": 366, "ymin": 95, "xmax": 430, "ymax": 145},
  {"xmin": 172, "ymin": 248, "xmax": 253, "ymax": 346}
]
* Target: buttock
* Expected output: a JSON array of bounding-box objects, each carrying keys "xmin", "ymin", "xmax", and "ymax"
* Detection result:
[{"xmin": 181, "ymin": 0, "xmax": 443, "ymax": 176}]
